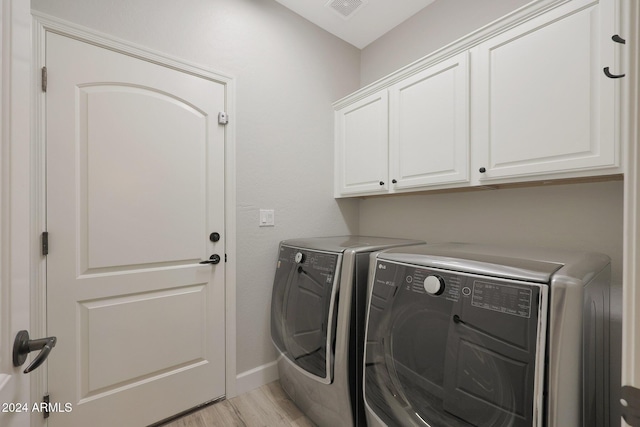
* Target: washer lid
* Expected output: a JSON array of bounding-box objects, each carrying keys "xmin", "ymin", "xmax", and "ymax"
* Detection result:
[
  {"xmin": 378, "ymin": 243, "xmax": 564, "ymax": 283},
  {"xmin": 281, "ymin": 235, "xmax": 423, "ymax": 254}
]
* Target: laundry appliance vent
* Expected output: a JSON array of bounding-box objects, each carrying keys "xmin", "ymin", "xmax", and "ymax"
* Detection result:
[{"xmin": 326, "ymin": 0, "xmax": 368, "ymax": 20}]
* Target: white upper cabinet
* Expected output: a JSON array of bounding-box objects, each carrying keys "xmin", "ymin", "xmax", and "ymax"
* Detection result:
[
  {"xmin": 334, "ymin": 0, "xmax": 622, "ymax": 198},
  {"xmin": 335, "ymin": 90, "xmax": 389, "ymax": 196},
  {"xmin": 471, "ymin": 0, "xmax": 620, "ymax": 183},
  {"xmin": 334, "ymin": 52, "xmax": 470, "ymax": 198},
  {"xmin": 389, "ymin": 52, "xmax": 470, "ymax": 190}
]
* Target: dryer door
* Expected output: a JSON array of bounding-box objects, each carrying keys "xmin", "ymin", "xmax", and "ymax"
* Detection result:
[
  {"xmin": 364, "ymin": 260, "xmax": 548, "ymax": 427},
  {"xmin": 270, "ymin": 245, "xmax": 342, "ymax": 383}
]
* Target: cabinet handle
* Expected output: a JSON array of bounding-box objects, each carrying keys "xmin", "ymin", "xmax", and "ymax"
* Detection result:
[
  {"xmin": 379, "ymin": 181, "xmax": 385, "ymax": 186},
  {"xmin": 612, "ymin": 34, "xmax": 626, "ymax": 44},
  {"xmin": 392, "ymin": 179, "xmax": 397, "ymax": 184},
  {"xmin": 479, "ymin": 167, "xmax": 486, "ymax": 173},
  {"xmin": 603, "ymin": 67, "xmax": 625, "ymax": 79}
]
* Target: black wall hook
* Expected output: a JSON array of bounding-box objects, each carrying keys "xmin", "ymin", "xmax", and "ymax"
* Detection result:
[
  {"xmin": 603, "ymin": 67, "xmax": 625, "ymax": 79},
  {"xmin": 612, "ymin": 34, "xmax": 626, "ymax": 44}
]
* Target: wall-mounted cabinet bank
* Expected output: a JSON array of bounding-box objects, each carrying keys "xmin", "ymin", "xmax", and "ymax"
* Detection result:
[{"xmin": 334, "ymin": 0, "xmax": 623, "ymax": 198}]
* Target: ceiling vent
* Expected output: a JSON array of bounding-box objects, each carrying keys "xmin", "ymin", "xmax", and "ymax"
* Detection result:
[{"xmin": 326, "ymin": 0, "xmax": 368, "ymax": 20}]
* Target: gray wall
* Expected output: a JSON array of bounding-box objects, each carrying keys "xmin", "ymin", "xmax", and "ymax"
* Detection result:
[
  {"xmin": 360, "ymin": 0, "xmax": 531, "ymax": 85},
  {"xmin": 359, "ymin": 181, "xmax": 623, "ymax": 284},
  {"xmin": 31, "ymin": 0, "xmax": 361, "ymax": 378}
]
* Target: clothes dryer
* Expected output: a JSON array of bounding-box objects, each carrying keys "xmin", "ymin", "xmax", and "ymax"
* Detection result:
[
  {"xmin": 364, "ymin": 243, "xmax": 611, "ymax": 427},
  {"xmin": 270, "ymin": 236, "xmax": 423, "ymax": 427}
]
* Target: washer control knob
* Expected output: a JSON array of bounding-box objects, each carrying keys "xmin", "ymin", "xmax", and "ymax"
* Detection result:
[
  {"xmin": 423, "ymin": 275, "xmax": 445, "ymax": 295},
  {"xmin": 294, "ymin": 252, "xmax": 305, "ymax": 264}
]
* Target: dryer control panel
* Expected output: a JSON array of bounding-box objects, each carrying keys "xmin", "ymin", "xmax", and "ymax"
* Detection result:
[
  {"xmin": 374, "ymin": 261, "xmax": 535, "ymax": 317},
  {"xmin": 471, "ymin": 280, "xmax": 533, "ymax": 318}
]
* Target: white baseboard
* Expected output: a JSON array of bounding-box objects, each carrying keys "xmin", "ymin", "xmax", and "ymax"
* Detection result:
[{"xmin": 234, "ymin": 360, "xmax": 279, "ymax": 396}]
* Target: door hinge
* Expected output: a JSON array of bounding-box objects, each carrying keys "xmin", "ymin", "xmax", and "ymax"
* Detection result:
[
  {"xmin": 42, "ymin": 394, "xmax": 50, "ymax": 419},
  {"xmin": 218, "ymin": 111, "xmax": 229, "ymax": 125},
  {"xmin": 41, "ymin": 67, "xmax": 47, "ymax": 92},
  {"xmin": 622, "ymin": 385, "xmax": 640, "ymax": 426},
  {"xmin": 42, "ymin": 231, "xmax": 49, "ymax": 256}
]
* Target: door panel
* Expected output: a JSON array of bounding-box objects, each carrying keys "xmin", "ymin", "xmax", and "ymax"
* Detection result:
[
  {"xmin": 79, "ymin": 284, "xmax": 206, "ymax": 396},
  {"xmin": 80, "ymin": 85, "xmax": 206, "ymax": 270},
  {"xmin": 46, "ymin": 32, "xmax": 226, "ymax": 427}
]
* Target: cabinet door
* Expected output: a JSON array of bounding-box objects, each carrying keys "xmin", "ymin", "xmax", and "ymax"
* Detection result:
[
  {"xmin": 335, "ymin": 91, "xmax": 389, "ymax": 197},
  {"xmin": 389, "ymin": 52, "xmax": 469, "ymax": 190},
  {"xmin": 472, "ymin": 0, "xmax": 618, "ymax": 182}
]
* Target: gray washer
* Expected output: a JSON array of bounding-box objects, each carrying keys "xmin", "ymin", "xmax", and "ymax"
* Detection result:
[
  {"xmin": 363, "ymin": 243, "xmax": 611, "ymax": 427},
  {"xmin": 270, "ymin": 236, "xmax": 423, "ymax": 427}
]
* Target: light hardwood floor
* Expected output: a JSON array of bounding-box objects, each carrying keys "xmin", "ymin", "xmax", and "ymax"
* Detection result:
[{"xmin": 160, "ymin": 381, "xmax": 316, "ymax": 427}]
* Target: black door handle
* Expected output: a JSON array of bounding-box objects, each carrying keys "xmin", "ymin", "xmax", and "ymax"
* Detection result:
[
  {"xmin": 13, "ymin": 330, "xmax": 57, "ymax": 374},
  {"xmin": 199, "ymin": 254, "xmax": 221, "ymax": 265}
]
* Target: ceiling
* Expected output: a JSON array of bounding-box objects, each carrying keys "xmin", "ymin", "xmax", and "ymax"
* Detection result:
[{"xmin": 273, "ymin": 0, "xmax": 436, "ymax": 49}]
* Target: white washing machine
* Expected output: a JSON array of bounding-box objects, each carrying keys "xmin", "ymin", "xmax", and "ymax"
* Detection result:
[
  {"xmin": 364, "ymin": 243, "xmax": 611, "ymax": 427},
  {"xmin": 270, "ymin": 236, "xmax": 423, "ymax": 427}
]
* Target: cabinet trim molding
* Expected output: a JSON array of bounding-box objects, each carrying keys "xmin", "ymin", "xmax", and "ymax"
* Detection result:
[{"xmin": 333, "ymin": 0, "xmax": 578, "ymax": 110}]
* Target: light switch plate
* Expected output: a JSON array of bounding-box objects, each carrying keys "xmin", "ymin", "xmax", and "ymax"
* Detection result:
[{"xmin": 259, "ymin": 209, "xmax": 275, "ymax": 227}]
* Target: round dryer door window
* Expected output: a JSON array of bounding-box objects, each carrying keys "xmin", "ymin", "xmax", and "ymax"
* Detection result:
[
  {"xmin": 364, "ymin": 260, "xmax": 547, "ymax": 427},
  {"xmin": 270, "ymin": 245, "xmax": 341, "ymax": 382}
]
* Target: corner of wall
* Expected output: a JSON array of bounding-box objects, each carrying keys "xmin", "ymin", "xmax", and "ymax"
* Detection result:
[{"xmin": 235, "ymin": 360, "xmax": 279, "ymax": 396}]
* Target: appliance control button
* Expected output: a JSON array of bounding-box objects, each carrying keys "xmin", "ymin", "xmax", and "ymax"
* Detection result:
[
  {"xmin": 423, "ymin": 275, "xmax": 445, "ymax": 295},
  {"xmin": 294, "ymin": 252, "xmax": 304, "ymax": 264}
]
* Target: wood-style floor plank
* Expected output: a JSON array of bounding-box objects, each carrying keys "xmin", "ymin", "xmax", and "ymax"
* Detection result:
[{"xmin": 161, "ymin": 381, "xmax": 315, "ymax": 427}]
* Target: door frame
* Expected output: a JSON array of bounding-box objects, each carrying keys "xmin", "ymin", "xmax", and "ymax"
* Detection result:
[
  {"xmin": 30, "ymin": 13, "xmax": 238, "ymax": 424},
  {"xmin": 622, "ymin": 0, "xmax": 640, "ymax": 425}
]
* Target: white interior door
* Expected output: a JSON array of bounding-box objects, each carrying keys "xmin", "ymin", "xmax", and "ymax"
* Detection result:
[
  {"xmin": 45, "ymin": 32, "xmax": 226, "ymax": 427},
  {"xmin": 0, "ymin": 2, "xmax": 32, "ymax": 427}
]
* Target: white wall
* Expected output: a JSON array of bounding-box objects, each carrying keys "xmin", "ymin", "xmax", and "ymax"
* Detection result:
[
  {"xmin": 359, "ymin": 181, "xmax": 623, "ymax": 283},
  {"xmin": 30, "ymin": 0, "xmax": 361, "ymax": 386},
  {"xmin": 361, "ymin": 0, "xmax": 531, "ymax": 85}
]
